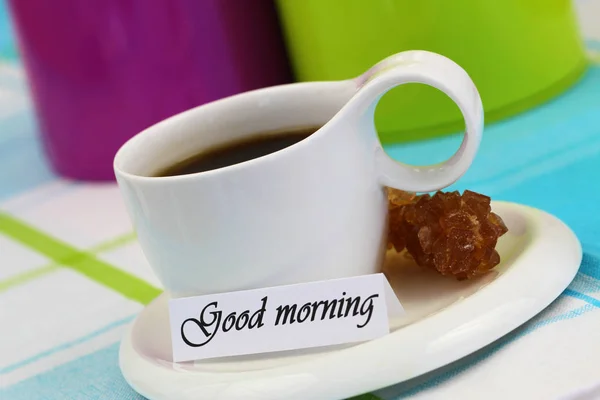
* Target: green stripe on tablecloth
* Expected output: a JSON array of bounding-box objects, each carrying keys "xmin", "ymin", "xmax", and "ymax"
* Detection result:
[
  {"xmin": 91, "ymin": 231, "xmax": 137, "ymax": 253},
  {"xmin": 0, "ymin": 231, "xmax": 138, "ymax": 293},
  {"xmin": 0, "ymin": 212, "xmax": 160, "ymax": 304},
  {"xmin": 0, "ymin": 264, "xmax": 59, "ymax": 292}
]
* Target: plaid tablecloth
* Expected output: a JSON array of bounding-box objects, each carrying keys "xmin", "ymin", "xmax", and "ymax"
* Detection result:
[{"xmin": 2, "ymin": 2, "xmax": 600, "ymax": 399}]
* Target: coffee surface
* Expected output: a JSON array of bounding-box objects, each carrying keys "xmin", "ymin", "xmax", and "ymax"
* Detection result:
[{"xmin": 156, "ymin": 126, "xmax": 318, "ymax": 177}]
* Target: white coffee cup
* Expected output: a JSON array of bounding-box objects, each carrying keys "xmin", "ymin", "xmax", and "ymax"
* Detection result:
[{"xmin": 114, "ymin": 50, "xmax": 483, "ymax": 298}]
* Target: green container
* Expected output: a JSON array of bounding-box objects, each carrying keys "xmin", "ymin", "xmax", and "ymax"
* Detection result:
[{"xmin": 276, "ymin": 0, "xmax": 587, "ymax": 143}]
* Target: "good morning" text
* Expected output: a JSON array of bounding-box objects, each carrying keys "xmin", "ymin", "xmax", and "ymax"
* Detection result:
[{"xmin": 180, "ymin": 292, "xmax": 379, "ymax": 348}]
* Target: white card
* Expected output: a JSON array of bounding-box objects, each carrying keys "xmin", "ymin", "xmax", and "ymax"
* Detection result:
[{"xmin": 168, "ymin": 273, "xmax": 404, "ymax": 362}]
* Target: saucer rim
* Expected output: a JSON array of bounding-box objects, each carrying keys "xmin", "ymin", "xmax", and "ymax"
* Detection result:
[{"xmin": 119, "ymin": 201, "xmax": 582, "ymax": 400}]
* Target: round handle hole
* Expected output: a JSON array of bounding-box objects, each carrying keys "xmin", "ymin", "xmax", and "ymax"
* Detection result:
[{"xmin": 375, "ymin": 82, "xmax": 466, "ymax": 166}]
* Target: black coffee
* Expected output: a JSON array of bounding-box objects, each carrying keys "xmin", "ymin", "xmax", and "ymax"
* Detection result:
[{"xmin": 155, "ymin": 126, "xmax": 319, "ymax": 177}]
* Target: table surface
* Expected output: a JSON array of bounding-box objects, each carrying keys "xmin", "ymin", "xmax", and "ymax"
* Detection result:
[{"xmin": 2, "ymin": 1, "xmax": 600, "ymax": 399}]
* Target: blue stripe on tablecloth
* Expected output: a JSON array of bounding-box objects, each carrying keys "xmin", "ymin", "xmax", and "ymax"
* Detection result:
[
  {"xmin": 579, "ymin": 247, "xmax": 600, "ymax": 280},
  {"xmin": 1, "ymin": 343, "xmax": 144, "ymax": 400},
  {"xmin": 568, "ymin": 255, "xmax": 600, "ymax": 295},
  {"xmin": 569, "ymin": 254, "xmax": 600, "ymax": 293},
  {"xmin": 563, "ymin": 289, "xmax": 600, "ymax": 308},
  {"xmin": 0, "ymin": 315, "xmax": 136, "ymax": 375}
]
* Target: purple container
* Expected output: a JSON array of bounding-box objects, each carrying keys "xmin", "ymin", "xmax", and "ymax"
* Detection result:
[{"xmin": 8, "ymin": 0, "xmax": 292, "ymax": 180}]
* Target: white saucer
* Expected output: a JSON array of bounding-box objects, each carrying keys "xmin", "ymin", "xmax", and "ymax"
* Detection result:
[{"xmin": 119, "ymin": 201, "xmax": 582, "ymax": 400}]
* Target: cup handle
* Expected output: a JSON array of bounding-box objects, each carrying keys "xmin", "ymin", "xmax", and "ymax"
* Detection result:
[{"xmin": 348, "ymin": 50, "xmax": 483, "ymax": 192}]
